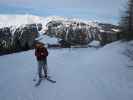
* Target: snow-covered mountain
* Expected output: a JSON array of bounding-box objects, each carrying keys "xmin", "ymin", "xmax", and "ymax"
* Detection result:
[
  {"xmin": 0, "ymin": 14, "xmax": 119, "ymax": 55},
  {"xmin": 0, "ymin": 14, "xmax": 119, "ymax": 33},
  {"xmin": 0, "ymin": 41, "xmax": 133, "ymax": 100}
]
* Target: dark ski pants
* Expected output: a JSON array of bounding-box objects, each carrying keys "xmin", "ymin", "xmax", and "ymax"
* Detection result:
[{"xmin": 37, "ymin": 59, "xmax": 47, "ymax": 78}]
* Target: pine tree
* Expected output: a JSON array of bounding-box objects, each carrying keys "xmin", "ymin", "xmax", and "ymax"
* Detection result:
[{"xmin": 119, "ymin": 0, "xmax": 133, "ymax": 40}]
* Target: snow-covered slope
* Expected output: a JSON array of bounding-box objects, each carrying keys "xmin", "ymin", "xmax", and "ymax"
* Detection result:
[{"xmin": 0, "ymin": 41, "xmax": 133, "ymax": 100}]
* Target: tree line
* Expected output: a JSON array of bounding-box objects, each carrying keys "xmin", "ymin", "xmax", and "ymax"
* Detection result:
[{"xmin": 119, "ymin": 0, "xmax": 133, "ymax": 40}]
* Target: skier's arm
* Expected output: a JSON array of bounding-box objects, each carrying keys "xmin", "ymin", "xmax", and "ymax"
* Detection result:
[
  {"xmin": 46, "ymin": 49, "xmax": 48, "ymax": 56},
  {"xmin": 35, "ymin": 49, "xmax": 37, "ymax": 56},
  {"xmin": 42, "ymin": 48, "xmax": 48, "ymax": 56},
  {"xmin": 44, "ymin": 48, "xmax": 48, "ymax": 56}
]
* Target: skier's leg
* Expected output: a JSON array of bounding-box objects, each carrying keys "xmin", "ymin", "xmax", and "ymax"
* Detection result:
[
  {"xmin": 44, "ymin": 64, "xmax": 48, "ymax": 77},
  {"xmin": 38, "ymin": 61, "xmax": 43, "ymax": 78},
  {"xmin": 43, "ymin": 59, "xmax": 48, "ymax": 77}
]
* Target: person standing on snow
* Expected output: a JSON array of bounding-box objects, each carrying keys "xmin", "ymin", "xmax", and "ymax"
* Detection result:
[{"xmin": 35, "ymin": 42, "xmax": 48, "ymax": 79}]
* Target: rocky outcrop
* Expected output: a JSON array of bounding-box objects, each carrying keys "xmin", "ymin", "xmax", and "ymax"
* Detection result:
[
  {"xmin": 98, "ymin": 23, "xmax": 120, "ymax": 45},
  {"xmin": 45, "ymin": 20, "xmax": 119, "ymax": 46},
  {"xmin": 0, "ymin": 27, "xmax": 12, "ymax": 51},
  {"xmin": 0, "ymin": 24, "xmax": 42, "ymax": 55}
]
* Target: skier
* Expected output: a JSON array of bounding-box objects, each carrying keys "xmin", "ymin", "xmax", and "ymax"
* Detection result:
[{"xmin": 35, "ymin": 42, "xmax": 48, "ymax": 79}]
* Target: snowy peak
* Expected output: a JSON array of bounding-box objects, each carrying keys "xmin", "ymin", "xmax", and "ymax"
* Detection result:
[
  {"xmin": 0, "ymin": 14, "xmax": 119, "ymax": 33},
  {"xmin": 0, "ymin": 14, "xmax": 43, "ymax": 28},
  {"xmin": 0, "ymin": 14, "xmax": 101, "ymax": 28}
]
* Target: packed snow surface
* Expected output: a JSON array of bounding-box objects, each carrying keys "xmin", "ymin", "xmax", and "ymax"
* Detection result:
[{"xmin": 0, "ymin": 41, "xmax": 133, "ymax": 100}]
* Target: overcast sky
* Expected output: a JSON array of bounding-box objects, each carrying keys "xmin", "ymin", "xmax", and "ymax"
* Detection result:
[{"xmin": 0, "ymin": 0, "xmax": 127, "ymax": 24}]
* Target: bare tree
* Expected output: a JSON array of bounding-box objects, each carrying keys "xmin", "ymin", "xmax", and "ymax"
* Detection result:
[{"xmin": 119, "ymin": 0, "xmax": 133, "ymax": 40}]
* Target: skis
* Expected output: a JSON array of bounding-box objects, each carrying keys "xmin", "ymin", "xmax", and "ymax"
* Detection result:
[
  {"xmin": 34, "ymin": 76, "xmax": 56, "ymax": 87},
  {"xmin": 46, "ymin": 77, "xmax": 56, "ymax": 83},
  {"xmin": 35, "ymin": 78, "xmax": 43, "ymax": 86}
]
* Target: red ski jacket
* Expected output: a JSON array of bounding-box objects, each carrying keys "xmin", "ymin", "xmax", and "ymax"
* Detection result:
[{"xmin": 35, "ymin": 47, "xmax": 48, "ymax": 61}]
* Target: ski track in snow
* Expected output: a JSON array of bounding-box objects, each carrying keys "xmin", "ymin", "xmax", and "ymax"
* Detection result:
[{"xmin": 0, "ymin": 42, "xmax": 133, "ymax": 100}]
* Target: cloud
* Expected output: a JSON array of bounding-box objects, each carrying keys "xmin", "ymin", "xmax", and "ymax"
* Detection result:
[
  {"xmin": 31, "ymin": 0, "xmax": 126, "ymax": 8},
  {"xmin": 0, "ymin": 0, "xmax": 127, "ymax": 24},
  {"xmin": 0, "ymin": 0, "xmax": 127, "ymax": 10},
  {"xmin": 0, "ymin": 0, "xmax": 32, "ymax": 4}
]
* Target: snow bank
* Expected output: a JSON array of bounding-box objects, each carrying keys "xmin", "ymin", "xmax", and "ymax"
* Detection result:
[
  {"xmin": 88, "ymin": 40, "xmax": 101, "ymax": 47},
  {"xmin": 35, "ymin": 35, "xmax": 59, "ymax": 45}
]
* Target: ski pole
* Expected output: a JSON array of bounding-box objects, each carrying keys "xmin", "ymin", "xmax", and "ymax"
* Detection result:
[{"xmin": 33, "ymin": 71, "xmax": 38, "ymax": 81}]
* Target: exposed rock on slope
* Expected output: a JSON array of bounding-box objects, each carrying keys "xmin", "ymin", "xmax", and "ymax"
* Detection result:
[{"xmin": 0, "ymin": 24, "xmax": 41, "ymax": 54}]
